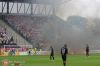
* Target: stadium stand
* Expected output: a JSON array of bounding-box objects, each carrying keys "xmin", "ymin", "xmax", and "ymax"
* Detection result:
[
  {"xmin": 0, "ymin": 21, "xmax": 19, "ymax": 48},
  {"xmin": 5, "ymin": 15, "xmax": 48, "ymax": 44},
  {"xmin": 0, "ymin": 18, "xmax": 31, "ymax": 48}
]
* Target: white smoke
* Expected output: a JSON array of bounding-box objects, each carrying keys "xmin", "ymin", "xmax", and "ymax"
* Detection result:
[{"xmin": 56, "ymin": 0, "xmax": 100, "ymax": 20}]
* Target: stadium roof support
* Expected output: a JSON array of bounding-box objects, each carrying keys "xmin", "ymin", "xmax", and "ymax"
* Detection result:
[
  {"xmin": 0, "ymin": 0, "xmax": 57, "ymax": 4},
  {"xmin": 0, "ymin": 0, "xmax": 57, "ymax": 15},
  {"xmin": 0, "ymin": 0, "xmax": 72, "ymax": 15}
]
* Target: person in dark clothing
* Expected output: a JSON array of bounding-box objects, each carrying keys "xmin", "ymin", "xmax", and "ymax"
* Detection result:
[
  {"xmin": 50, "ymin": 46, "xmax": 54, "ymax": 60},
  {"xmin": 86, "ymin": 44, "xmax": 89, "ymax": 56},
  {"xmin": 61, "ymin": 44, "xmax": 68, "ymax": 66},
  {"xmin": 28, "ymin": 50, "xmax": 31, "ymax": 55}
]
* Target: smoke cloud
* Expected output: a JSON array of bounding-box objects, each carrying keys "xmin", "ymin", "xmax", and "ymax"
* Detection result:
[{"xmin": 40, "ymin": 0, "xmax": 100, "ymax": 50}]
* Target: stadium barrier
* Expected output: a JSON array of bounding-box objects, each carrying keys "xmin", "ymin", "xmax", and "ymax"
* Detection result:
[
  {"xmin": 0, "ymin": 50, "xmax": 50, "ymax": 56},
  {"xmin": 90, "ymin": 50, "xmax": 100, "ymax": 53},
  {"xmin": 0, "ymin": 45, "xmax": 50, "ymax": 56}
]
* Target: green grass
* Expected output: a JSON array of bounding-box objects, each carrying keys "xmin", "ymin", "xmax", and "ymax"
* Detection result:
[{"xmin": 0, "ymin": 54, "xmax": 100, "ymax": 66}]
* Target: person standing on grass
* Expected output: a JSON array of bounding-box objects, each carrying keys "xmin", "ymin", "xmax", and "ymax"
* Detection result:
[
  {"xmin": 86, "ymin": 44, "xmax": 89, "ymax": 56},
  {"xmin": 50, "ymin": 46, "xmax": 54, "ymax": 60},
  {"xmin": 61, "ymin": 44, "xmax": 68, "ymax": 66}
]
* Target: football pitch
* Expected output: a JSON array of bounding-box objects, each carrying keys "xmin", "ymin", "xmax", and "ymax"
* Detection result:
[{"xmin": 0, "ymin": 54, "xmax": 100, "ymax": 66}]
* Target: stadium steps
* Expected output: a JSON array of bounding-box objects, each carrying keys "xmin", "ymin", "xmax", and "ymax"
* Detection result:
[{"xmin": 0, "ymin": 19, "xmax": 32, "ymax": 47}]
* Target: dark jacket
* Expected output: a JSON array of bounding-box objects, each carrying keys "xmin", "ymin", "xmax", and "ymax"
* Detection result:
[
  {"xmin": 61, "ymin": 47, "xmax": 68, "ymax": 56},
  {"xmin": 50, "ymin": 47, "xmax": 54, "ymax": 56}
]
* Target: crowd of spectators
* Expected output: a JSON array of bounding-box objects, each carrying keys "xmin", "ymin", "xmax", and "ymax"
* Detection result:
[
  {"xmin": 5, "ymin": 15, "xmax": 48, "ymax": 43},
  {"xmin": 0, "ymin": 26, "xmax": 16, "ymax": 47}
]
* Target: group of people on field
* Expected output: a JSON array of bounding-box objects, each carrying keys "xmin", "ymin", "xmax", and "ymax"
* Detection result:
[{"xmin": 50, "ymin": 44, "xmax": 89, "ymax": 66}]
